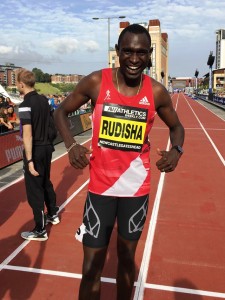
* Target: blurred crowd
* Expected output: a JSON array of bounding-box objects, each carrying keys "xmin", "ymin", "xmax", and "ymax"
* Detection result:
[
  {"xmin": 215, "ymin": 92, "xmax": 225, "ymax": 98},
  {"xmin": 46, "ymin": 94, "xmax": 91, "ymax": 115},
  {"xmin": 0, "ymin": 96, "xmax": 20, "ymax": 134},
  {"xmin": 0, "ymin": 93, "xmax": 91, "ymax": 135}
]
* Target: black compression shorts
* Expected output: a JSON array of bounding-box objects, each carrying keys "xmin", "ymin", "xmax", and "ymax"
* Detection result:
[{"xmin": 76, "ymin": 192, "xmax": 149, "ymax": 248}]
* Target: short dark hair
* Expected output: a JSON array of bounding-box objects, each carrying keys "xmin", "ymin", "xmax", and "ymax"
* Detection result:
[{"xmin": 117, "ymin": 24, "xmax": 151, "ymax": 49}]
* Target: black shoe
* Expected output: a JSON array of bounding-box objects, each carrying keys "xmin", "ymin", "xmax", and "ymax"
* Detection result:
[
  {"xmin": 21, "ymin": 228, "xmax": 48, "ymax": 241},
  {"xmin": 45, "ymin": 214, "xmax": 60, "ymax": 225}
]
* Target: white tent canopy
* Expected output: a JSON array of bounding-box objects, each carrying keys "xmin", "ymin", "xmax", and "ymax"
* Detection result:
[{"xmin": 0, "ymin": 84, "xmax": 23, "ymax": 105}]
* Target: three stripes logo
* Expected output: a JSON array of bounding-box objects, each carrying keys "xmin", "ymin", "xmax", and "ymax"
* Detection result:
[{"xmin": 139, "ymin": 96, "xmax": 150, "ymax": 106}]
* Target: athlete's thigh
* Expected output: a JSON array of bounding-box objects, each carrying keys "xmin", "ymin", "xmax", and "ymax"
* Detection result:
[
  {"xmin": 81, "ymin": 192, "xmax": 118, "ymax": 248},
  {"xmin": 117, "ymin": 194, "xmax": 149, "ymax": 241}
]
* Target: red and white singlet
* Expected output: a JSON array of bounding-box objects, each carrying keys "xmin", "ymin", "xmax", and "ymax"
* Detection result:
[{"xmin": 88, "ymin": 68, "xmax": 156, "ymax": 197}]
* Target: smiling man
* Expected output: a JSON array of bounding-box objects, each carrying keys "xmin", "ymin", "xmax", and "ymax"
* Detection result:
[{"xmin": 54, "ymin": 24, "xmax": 185, "ymax": 300}]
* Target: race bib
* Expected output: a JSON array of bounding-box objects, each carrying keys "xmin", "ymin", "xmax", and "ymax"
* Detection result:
[{"xmin": 98, "ymin": 103, "xmax": 148, "ymax": 152}]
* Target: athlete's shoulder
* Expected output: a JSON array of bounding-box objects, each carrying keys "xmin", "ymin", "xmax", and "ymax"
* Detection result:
[
  {"xmin": 76, "ymin": 69, "xmax": 103, "ymax": 102},
  {"xmin": 82, "ymin": 69, "xmax": 103, "ymax": 84},
  {"xmin": 150, "ymin": 77, "xmax": 171, "ymax": 109}
]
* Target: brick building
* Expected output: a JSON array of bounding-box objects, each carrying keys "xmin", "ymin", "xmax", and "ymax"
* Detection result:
[
  {"xmin": 51, "ymin": 74, "xmax": 84, "ymax": 84},
  {"xmin": 0, "ymin": 64, "xmax": 22, "ymax": 87}
]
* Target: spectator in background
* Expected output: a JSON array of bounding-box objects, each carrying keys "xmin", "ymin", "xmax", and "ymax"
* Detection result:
[
  {"xmin": 0, "ymin": 107, "xmax": 13, "ymax": 133},
  {"xmin": 7, "ymin": 105, "xmax": 20, "ymax": 128},
  {"xmin": 57, "ymin": 95, "xmax": 62, "ymax": 104},
  {"xmin": 0, "ymin": 96, "xmax": 4, "ymax": 108},
  {"xmin": 5, "ymin": 97, "xmax": 15, "ymax": 107},
  {"xmin": 17, "ymin": 69, "xmax": 60, "ymax": 241},
  {"xmin": 52, "ymin": 97, "xmax": 59, "ymax": 110},
  {"xmin": 0, "ymin": 96, "xmax": 12, "ymax": 108},
  {"xmin": 47, "ymin": 94, "xmax": 55, "ymax": 107}
]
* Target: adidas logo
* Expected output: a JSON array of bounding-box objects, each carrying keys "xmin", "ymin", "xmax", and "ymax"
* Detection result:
[{"xmin": 139, "ymin": 96, "xmax": 150, "ymax": 105}]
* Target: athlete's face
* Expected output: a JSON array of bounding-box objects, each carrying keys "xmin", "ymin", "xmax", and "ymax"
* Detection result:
[{"xmin": 116, "ymin": 32, "xmax": 151, "ymax": 82}]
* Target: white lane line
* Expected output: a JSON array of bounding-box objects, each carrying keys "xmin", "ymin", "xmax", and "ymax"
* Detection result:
[
  {"xmin": 0, "ymin": 177, "xmax": 24, "ymax": 193},
  {"xmin": 0, "ymin": 138, "xmax": 91, "ymax": 268},
  {"xmin": 146, "ymin": 283, "xmax": 225, "ymax": 299},
  {"xmin": 3, "ymin": 264, "xmax": 116, "ymax": 284},
  {"xmin": 3, "ymin": 265, "xmax": 116, "ymax": 284},
  {"xmin": 0, "ymin": 180, "xmax": 89, "ymax": 270},
  {"xmin": 0, "ymin": 241, "xmax": 29, "ymax": 271},
  {"xmin": 0, "ymin": 179, "xmax": 89, "ymax": 270},
  {"xmin": 3, "ymin": 265, "xmax": 225, "ymax": 299},
  {"xmin": 3, "ymin": 265, "xmax": 82, "ymax": 279},
  {"xmin": 57, "ymin": 179, "xmax": 89, "ymax": 213},
  {"xmin": 185, "ymin": 97, "xmax": 225, "ymax": 166},
  {"xmin": 133, "ymin": 95, "xmax": 180, "ymax": 300},
  {"xmin": 133, "ymin": 146, "xmax": 168, "ymax": 300}
]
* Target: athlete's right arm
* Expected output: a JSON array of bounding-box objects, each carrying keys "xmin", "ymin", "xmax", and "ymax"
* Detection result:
[{"xmin": 54, "ymin": 70, "xmax": 101, "ymax": 169}]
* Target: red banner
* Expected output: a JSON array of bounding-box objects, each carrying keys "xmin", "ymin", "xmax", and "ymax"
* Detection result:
[
  {"xmin": 0, "ymin": 130, "xmax": 24, "ymax": 169},
  {"xmin": 80, "ymin": 113, "xmax": 92, "ymax": 131}
]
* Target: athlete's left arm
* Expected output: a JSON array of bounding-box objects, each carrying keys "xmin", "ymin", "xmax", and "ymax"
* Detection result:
[{"xmin": 152, "ymin": 79, "xmax": 185, "ymax": 173}]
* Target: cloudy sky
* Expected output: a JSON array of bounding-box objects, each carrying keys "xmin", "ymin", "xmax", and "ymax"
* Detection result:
[{"xmin": 0, "ymin": 0, "xmax": 224, "ymax": 78}]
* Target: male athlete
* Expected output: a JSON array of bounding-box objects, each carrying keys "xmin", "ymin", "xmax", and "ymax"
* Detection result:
[{"xmin": 54, "ymin": 24, "xmax": 184, "ymax": 299}]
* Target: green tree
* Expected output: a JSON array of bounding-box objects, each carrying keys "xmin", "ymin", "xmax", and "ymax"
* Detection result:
[
  {"xmin": 43, "ymin": 73, "xmax": 51, "ymax": 83},
  {"xmin": 32, "ymin": 68, "xmax": 43, "ymax": 82},
  {"xmin": 32, "ymin": 68, "xmax": 51, "ymax": 83}
]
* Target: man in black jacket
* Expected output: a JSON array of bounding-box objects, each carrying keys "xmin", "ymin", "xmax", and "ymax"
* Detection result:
[{"xmin": 17, "ymin": 69, "xmax": 60, "ymax": 241}]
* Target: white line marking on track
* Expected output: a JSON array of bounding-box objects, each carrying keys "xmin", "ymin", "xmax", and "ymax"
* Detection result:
[
  {"xmin": 0, "ymin": 241, "xmax": 29, "ymax": 271},
  {"xmin": 185, "ymin": 97, "xmax": 225, "ymax": 166},
  {"xmin": 0, "ymin": 139, "xmax": 91, "ymax": 269},
  {"xmin": 3, "ymin": 265, "xmax": 225, "ymax": 299},
  {"xmin": 133, "ymin": 95, "xmax": 180, "ymax": 300},
  {"xmin": 133, "ymin": 147, "xmax": 168, "ymax": 300},
  {"xmin": 58, "ymin": 179, "xmax": 89, "ymax": 213},
  {"xmin": 145, "ymin": 283, "xmax": 225, "ymax": 299},
  {"xmin": 3, "ymin": 99, "xmax": 225, "ymax": 298},
  {"xmin": 0, "ymin": 177, "xmax": 24, "ymax": 193},
  {"xmin": 0, "ymin": 179, "xmax": 89, "ymax": 271},
  {"xmin": 3, "ymin": 265, "xmax": 82, "ymax": 279},
  {"xmin": 0, "ymin": 179, "xmax": 89, "ymax": 269}
]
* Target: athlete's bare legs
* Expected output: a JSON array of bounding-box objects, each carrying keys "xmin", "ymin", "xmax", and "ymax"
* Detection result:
[
  {"xmin": 116, "ymin": 234, "xmax": 138, "ymax": 300},
  {"xmin": 79, "ymin": 246, "xmax": 108, "ymax": 300}
]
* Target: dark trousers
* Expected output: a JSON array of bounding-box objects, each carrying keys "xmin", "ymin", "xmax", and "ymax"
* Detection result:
[{"xmin": 23, "ymin": 145, "xmax": 58, "ymax": 230}]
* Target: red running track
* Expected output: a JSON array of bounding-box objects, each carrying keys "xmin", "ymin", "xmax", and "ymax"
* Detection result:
[{"xmin": 0, "ymin": 93, "xmax": 225, "ymax": 300}]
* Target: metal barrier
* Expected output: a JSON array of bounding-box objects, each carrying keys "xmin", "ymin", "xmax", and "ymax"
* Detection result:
[{"xmin": 196, "ymin": 94, "xmax": 225, "ymax": 110}]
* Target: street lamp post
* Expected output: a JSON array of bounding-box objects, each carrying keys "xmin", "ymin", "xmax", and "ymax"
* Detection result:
[
  {"xmin": 207, "ymin": 51, "xmax": 215, "ymax": 100},
  {"xmin": 161, "ymin": 71, "xmax": 164, "ymax": 85},
  {"xmin": 188, "ymin": 79, "xmax": 191, "ymax": 94},
  {"xmin": 92, "ymin": 16, "xmax": 126, "ymax": 68},
  {"xmin": 194, "ymin": 69, "xmax": 199, "ymax": 93}
]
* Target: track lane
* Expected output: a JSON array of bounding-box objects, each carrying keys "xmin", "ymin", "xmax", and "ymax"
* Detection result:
[
  {"xmin": 1, "ymin": 94, "xmax": 225, "ymax": 299},
  {"xmin": 143, "ymin": 93, "xmax": 225, "ymax": 299}
]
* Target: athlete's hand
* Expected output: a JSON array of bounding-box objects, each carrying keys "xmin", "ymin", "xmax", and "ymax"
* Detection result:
[
  {"xmin": 156, "ymin": 148, "xmax": 180, "ymax": 173},
  {"xmin": 68, "ymin": 144, "xmax": 92, "ymax": 169},
  {"xmin": 28, "ymin": 162, "xmax": 39, "ymax": 176}
]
